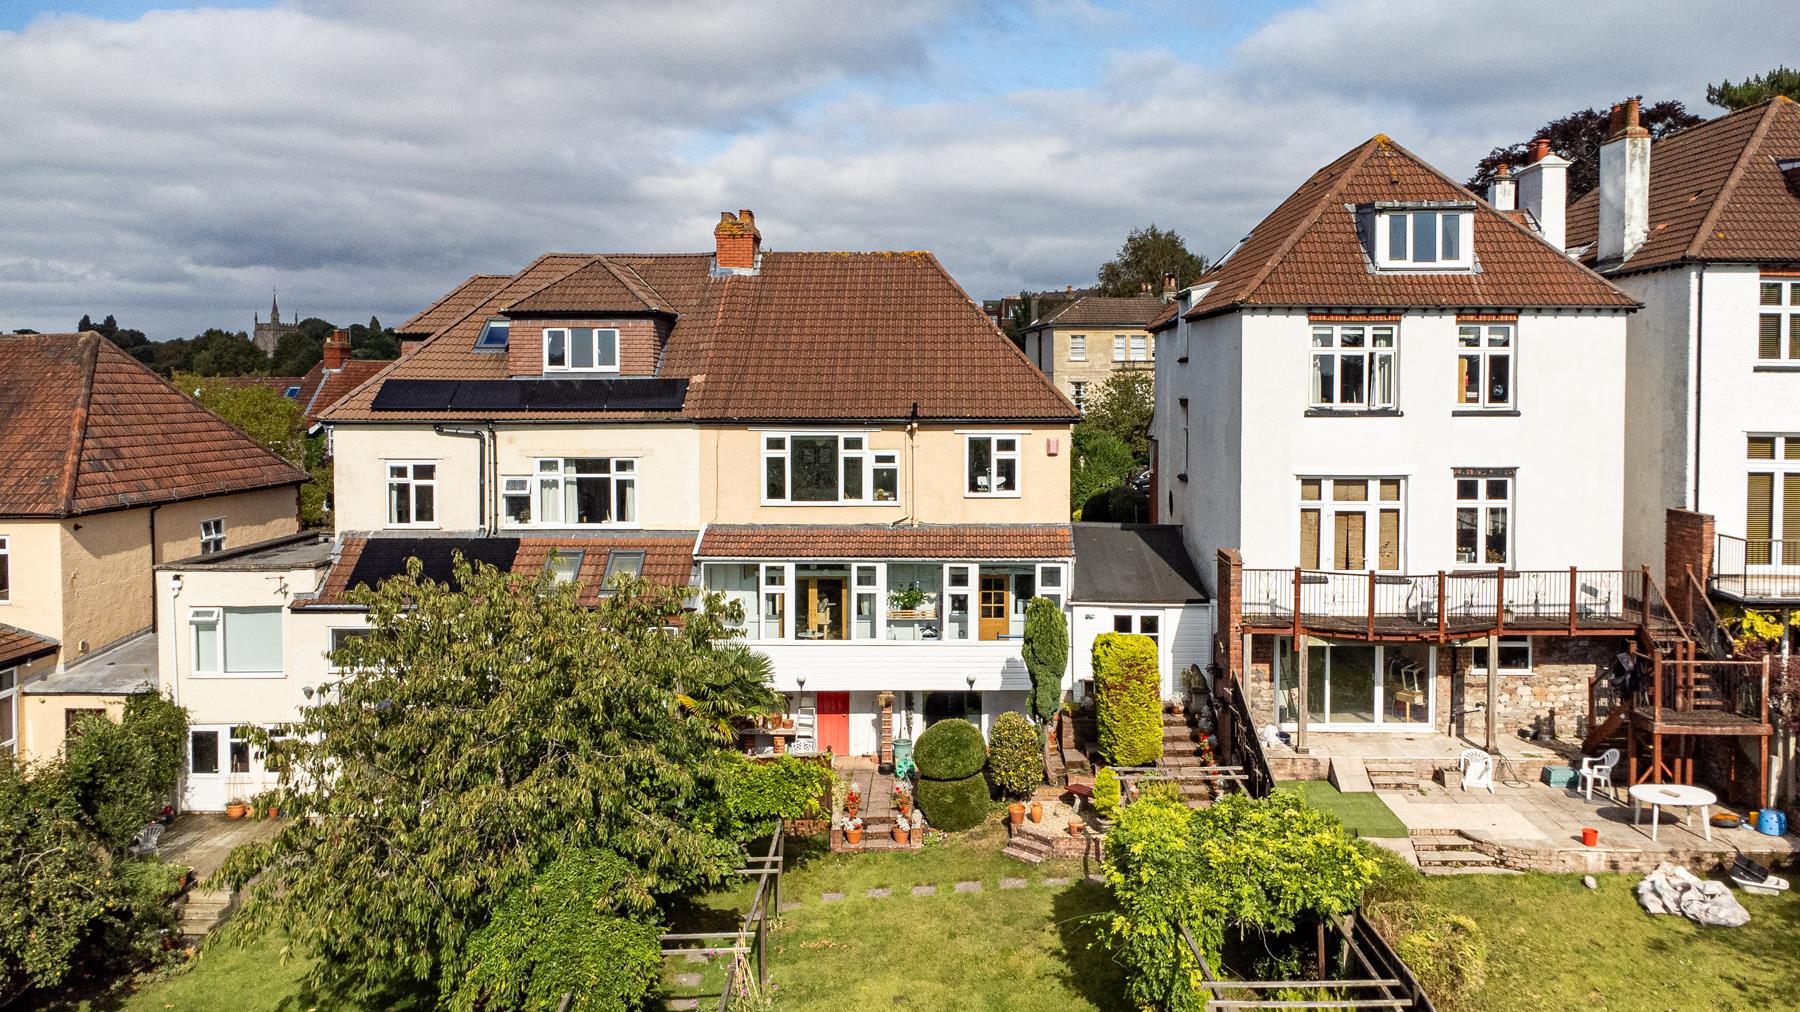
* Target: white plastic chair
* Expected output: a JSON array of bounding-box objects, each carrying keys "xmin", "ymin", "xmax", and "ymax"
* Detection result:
[
  {"xmin": 1457, "ymin": 748, "xmax": 1495, "ymax": 794},
  {"xmin": 1579, "ymin": 748, "xmax": 1620, "ymax": 801}
]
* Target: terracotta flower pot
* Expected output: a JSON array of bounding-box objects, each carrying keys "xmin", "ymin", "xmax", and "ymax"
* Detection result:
[
  {"xmin": 1029, "ymin": 801, "xmax": 1043, "ymax": 823},
  {"xmin": 892, "ymin": 825, "xmax": 907, "ymax": 843},
  {"xmin": 267, "ymin": 806, "xmax": 281, "ymax": 819},
  {"xmin": 847, "ymin": 828, "xmax": 863, "ymax": 845},
  {"xmin": 225, "ymin": 803, "xmax": 248, "ymax": 820},
  {"xmin": 1067, "ymin": 818, "xmax": 1084, "ymax": 838},
  {"xmin": 1008, "ymin": 802, "xmax": 1026, "ymax": 827}
]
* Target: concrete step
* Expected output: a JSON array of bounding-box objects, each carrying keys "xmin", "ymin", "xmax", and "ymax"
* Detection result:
[
  {"xmin": 1423, "ymin": 864, "xmax": 1522, "ymax": 876},
  {"xmin": 1002, "ymin": 843, "xmax": 1046, "ymax": 864}
]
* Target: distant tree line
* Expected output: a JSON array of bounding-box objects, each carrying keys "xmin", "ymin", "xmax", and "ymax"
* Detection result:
[{"xmin": 70, "ymin": 312, "xmax": 399, "ymax": 377}]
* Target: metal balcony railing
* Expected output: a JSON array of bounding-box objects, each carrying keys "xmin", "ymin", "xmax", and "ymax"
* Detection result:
[{"xmin": 1712, "ymin": 533, "xmax": 1800, "ymax": 600}]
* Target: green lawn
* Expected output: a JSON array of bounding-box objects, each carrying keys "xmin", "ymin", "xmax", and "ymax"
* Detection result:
[
  {"xmin": 1418, "ymin": 871, "xmax": 1800, "ymax": 1011},
  {"xmin": 1286, "ymin": 779, "xmax": 1409, "ymax": 838},
  {"xmin": 50, "ymin": 935, "xmax": 315, "ymax": 1012}
]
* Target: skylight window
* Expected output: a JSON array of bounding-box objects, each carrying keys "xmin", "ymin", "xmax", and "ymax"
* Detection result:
[
  {"xmin": 474, "ymin": 319, "xmax": 510, "ymax": 350},
  {"xmin": 601, "ymin": 551, "xmax": 645, "ymax": 590}
]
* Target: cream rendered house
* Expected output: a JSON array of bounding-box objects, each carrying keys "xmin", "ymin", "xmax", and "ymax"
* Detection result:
[
  {"xmin": 0, "ymin": 332, "xmax": 306, "ymax": 763},
  {"xmin": 1023, "ymin": 290, "xmax": 1167, "ymax": 413}
]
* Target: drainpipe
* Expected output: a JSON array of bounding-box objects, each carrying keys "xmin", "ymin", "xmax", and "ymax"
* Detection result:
[
  {"xmin": 147, "ymin": 503, "xmax": 162, "ymax": 631},
  {"xmin": 907, "ymin": 402, "xmax": 919, "ymax": 527},
  {"xmin": 434, "ymin": 425, "xmax": 489, "ymax": 534},
  {"xmin": 1692, "ymin": 267, "xmax": 1705, "ymax": 512}
]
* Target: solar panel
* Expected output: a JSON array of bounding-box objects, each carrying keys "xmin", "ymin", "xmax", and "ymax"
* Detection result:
[
  {"xmin": 343, "ymin": 538, "xmax": 521, "ymax": 594},
  {"xmin": 368, "ymin": 378, "xmax": 687, "ymax": 412}
]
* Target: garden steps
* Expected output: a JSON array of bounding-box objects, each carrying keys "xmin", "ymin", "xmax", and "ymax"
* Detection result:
[
  {"xmin": 176, "ymin": 887, "xmax": 237, "ymax": 938},
  {"xmin": 1410, "ymin": 829, "xmax": 1519, "ymax": 875},
  {"xmin": 1363, "ymin": 761, "xmax": 1421, "ymax": 791}
]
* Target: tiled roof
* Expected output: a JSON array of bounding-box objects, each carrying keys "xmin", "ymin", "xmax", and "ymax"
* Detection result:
[
  {"xmin": 506, "ymin": 257, "xmax": 673, "ymax": 315},
  {"xmin": 322, "ymin": 250, "xmax": 1075, "ymax": 424},
  {"xmin": 696, "ymin": 524, "xmax": 1074, "ymax": 559},
  {"xmin": 1038, "ymin": 294, "xmax": 1168, "ymax": 328},
  {"xmin": 300, "ymin": 535, "xmax": 695, "ymax": 608},
  {"xmin": 1177, "ymin": 135, "xmax": 1636, "ymax": 322},
  {"xmin": 0, "ymin": 334, "xmax": 310, "ymax": 518},
  {"xmin": 1567, "ymin": 98, "xmax": 1800, "ymax": 274},
  {"xmin": 0, "ymin": 623, "xmax": 59, "ymax": 667},
  {"xmin": 301, "ymin": 358, "xmax": 392, "ymax": 424},
  {"xmin": 396, "ymin": 274, "xmax": 512, "ymax": 336}
]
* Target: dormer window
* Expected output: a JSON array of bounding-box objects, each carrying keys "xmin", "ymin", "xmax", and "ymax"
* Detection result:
[
  {"xmin": 1366, "ymin": 204, "xmax": 1474, "ymax": 270},
  {"xmin": 475, "ymin": 319, "xmax": 510, "ymax": 350},
  {"xmin": 543, "ymin": 327, "xmax": 619, "ymax": 372}
]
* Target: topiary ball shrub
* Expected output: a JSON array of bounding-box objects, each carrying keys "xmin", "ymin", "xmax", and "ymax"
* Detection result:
[
  {"xmin": 985, "ymin": 711, "xmax": 1045, "ymax": 798},
  {"xmin": 915, "ymin": 771, "xmax": 989, "ymax": 831},
  {"xmin": 1093, "ymin": 632, "xmax": 1162, "ymax": 766},
  {"xmin": 913, "ymin": 718, "xmax": 987, "ymax": 780}
]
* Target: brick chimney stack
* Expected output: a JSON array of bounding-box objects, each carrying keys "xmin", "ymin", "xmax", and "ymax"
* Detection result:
[
  {"xmin": 323, "ymin": 328, "xmax": 351, "ymax": 370},
  {"xmin": 1515, "ymin": 135, "xmax": 1570, "ymax": 251},
  {"xmin": 713, "ymin": 209, "xmax": 761, "ymax": 272},
  {"xmin": 1161, "ymin": 272, "xmax": 1178, "ymax": 302},
  {"xmin": 1487, "ymin": 163, "xmax": 1516, "ymax": 211},
  {"xmin": 1598, "ymin": 98, "xmax": 1652, "ymax": 265}
]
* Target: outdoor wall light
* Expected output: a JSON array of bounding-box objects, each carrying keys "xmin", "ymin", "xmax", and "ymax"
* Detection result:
[{"xmin": 966, "ymin": 673, "xmax": 977, "ymax": 690}]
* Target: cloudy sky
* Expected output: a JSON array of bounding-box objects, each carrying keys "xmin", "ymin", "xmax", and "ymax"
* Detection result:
[{"xmin": 1, "ymin": 0, "xmax": 1793, "ymax": 339}]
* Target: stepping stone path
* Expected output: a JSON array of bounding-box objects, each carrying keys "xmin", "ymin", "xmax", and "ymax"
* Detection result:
[
  {"xmin": 670, "ymin": 1000, "xmax": 698, "ymax": 1011},
  {"xmin": 1041, "ymin": 877, "xmax": 1070, "ymax": 886},
  {"xmin": 779, "ymin": 902, "xmax": 802, "ymax": 913},
  {"xmin": 674, "ymin": 973, "xmax": 703, "ymax": 988},
  {"xmin": 912, "ymin": 885, "xmax": 936, "ymax": 896},
  {"xmin": 867, "ymin": 887, "xmax": 891, "ymax": 898},
  {"xmin": 821, "ymin": 891, "xmax": 846, "ymax": 903},
  {"xmin": 1000, "ymin": 878, "xmax": 1027, "ymax": 890},
  {"xmin": 954, "ymin": 880, "xmax": 982, "ymax": 893},
  {"xmin": 683, "ymin": 951, "xmax": 710, "ymax": 964}
]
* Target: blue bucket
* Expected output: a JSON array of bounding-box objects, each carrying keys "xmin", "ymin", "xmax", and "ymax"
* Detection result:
[{"xmin": 1757, "ymin": 808, "xmax": 1787, "ymax": 837}]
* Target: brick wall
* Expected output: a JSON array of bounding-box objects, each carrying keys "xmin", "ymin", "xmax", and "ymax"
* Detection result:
[
  {"xmin": 1449, "ymin": 636, "xmax": 1613, "ymax": 740},
  {"xmin": 504, "ymin": 317, "xmax": 666, "ymax": 377},
  {"xmin": 1664, "ymin": 508, "xmax": 1714, "ymax": 622}
]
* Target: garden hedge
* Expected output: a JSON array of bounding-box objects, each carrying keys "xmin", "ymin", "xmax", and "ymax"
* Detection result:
[
  {"xmin": 1093, "ymin": 632, "xmax": 1162, "ymax": 766},
  {"xmin": 985, "ymin": 711, "xmax": 1044, "ymax": 798},
  {"xmin": 913, "ymin": 718, "xmax": 986, "ymax": 780},
  {"xmin": 915, "ymin": 772, "xmax": 989, "ymax": 831}
]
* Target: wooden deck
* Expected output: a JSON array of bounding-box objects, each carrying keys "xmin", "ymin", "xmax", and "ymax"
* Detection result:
[
  {"xmin": 1243, "ymin": 612, "xmax": 1642, "ymax": 641},
  {"xmin": 1632, "ymin": 707, "xmax": 1773, "ymax": 736}
]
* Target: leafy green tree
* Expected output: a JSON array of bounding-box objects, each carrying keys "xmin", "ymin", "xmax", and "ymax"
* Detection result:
[
  {"xmin": 1084, "ymin": 370, "xmax": 1155, "ymax": 463},
  {"xmin": 1708, "ymin": 67, "xmax": 1800, "ymax": 110},
  {"xmin": 1070, "ymin": 422, "xmax": 1135, "ymax": 515},
  {"xmin": 1097, "ymin": 225, "xmax": 1207, "ymax": 298},
  {"xmin": 178, "ymin": 373, "xmax": 306, "ymax": 464},
  {"xmin": 1093, "ymin": 632, "xmax": 1161, "ymax": 765},
  {"xmin": 350, "ymin": 315, "xmax": 400, "ymax": 359},
  {"xmin": 1466, "ymin": 97, "xmax": 1702, "ymax": 200},
  {"xmin": 984, "ymin": 710, "xmax": 1045, "ymax": 798},
  {"xmin": 218, "ymin": 559, "xmax": 781, "ymax": 1003},
  {"xmin": 1022, "ymin": 596, "xmax": 1068, "ymax": 725},
  {"xmin": 77, "ymin": 313, "xmax": 154, "ymax": 366},
  {"xmin": 0, "ymin": 694, "xmax": 187, "ymax": 1005},
  {"xmin": 187, "ymin": 328, "xmax": 270, "ymax": 376},
  {"xmin": 271, "ymin": 328, "xmax": 324, "ymax": 375}
]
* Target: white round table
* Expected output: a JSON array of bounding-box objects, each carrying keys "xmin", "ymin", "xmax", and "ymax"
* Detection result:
[{"xmin": 1628, "ymin": 783, "xmax": 1717, "ymax": 842}]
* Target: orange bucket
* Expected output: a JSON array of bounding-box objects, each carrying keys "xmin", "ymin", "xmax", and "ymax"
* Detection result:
[{"xmin": 1581, "ymin": 827, "xmax": 1599, "ymax": 847}]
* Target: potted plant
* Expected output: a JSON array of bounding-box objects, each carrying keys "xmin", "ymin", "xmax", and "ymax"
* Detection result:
[
  {"xmin": 893, "ymin": 782, "xmax": 912, "ymax": 816},
  {"xmin": 843, "ymin": 786, "xmax": 862, "ymax": 819},
  {"xmin": 225, "ymin": 798, "xmax": 249, "ymax": 820},
  {"xmin": 1008, "ymin": 802, "xmax": 1026, "ymax": 828},
  {"xmin": 845, "ymin": 816, "xmax": 864, "ymax": 846},
  {"xmin": 891, "ymin": 812, "xmax": 909, "ymax": 844},
  {"xmin": 1029, "ymin": 799, "xmax": 1043, "ymax": 823},
  {"xmin": 1067, "ymin": 817, "xmax": 1084, "ymax": 839},
  {"xmin": 887, "ymin": 582, "xmax": 930, "ymax": 616}
]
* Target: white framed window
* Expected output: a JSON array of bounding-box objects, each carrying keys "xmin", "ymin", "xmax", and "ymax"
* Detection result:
[
  {"xmin": 200, "ymin": 518, "xmax": 226, "ymax": 555},
  {"xmin": 1, "ymin": 666, "xmax": 15, "ymax": 751},
  {"xmin": 1758, "ymin": 279, "xmax": 1800, "ymax": 361},
  {"xmin": 546, "ymin": 549, "xmax": 584, "ymax": 585},
  {"xmin": 501, "ymin": 476, "xmax": 531, "ymax": 525},
  {"xmin": 1036, "ymin": 563, "xmax": 1066, "ymax": 610},
  {"xmin": 542, "ymin": 327, "xmax": 619, "ymax": 372},
  {"xmin": 1113, "ymin": 335, "xmax": 1126, "ymax": 361},
  {"xmin": 1299, "ymin": 477, "xmax": 1405, "ymax": 571},
  {"xmin": 0, "ymin": 535, "xmax": 9, "ymax": 604},
  {"xmin": 1456, "ymin": 324, "xmax": 1513, "ymax": 408},
  {"xmin": 188, "ymin": 728, "xmax": 219, "ymax": 775},
  {"xmin": 761, "ymin": 434, "xmax": 898, "ymax": 504},
  {"xmin": 534, "ymin": 458, "xmax": 637, "ymax": 526},
  {"xmin": 386, "ymin": 461, "xmax": 437, "ymax": 527},
  {"xmin": 190, "ymin": 606, "xmax": 284, "ymax": 677},
  {"xmin": 965, "ymin": 434, "xmax": 1021, "ymax": 497},
  {"xmin": 1745, "ymin": 435, "xmax": 1800, "ymax": 565},
  {"xmin": 943, "ymin": 564, "xmax": 974, "ymax": 640},
  {"xmin": 1375, "ymin": 208, "xmax": 1473, "ymax": 269},
  {"xmin": 1471, "ymin": 636, "xmax": 1531, "ymax": 673},
  {"xmin": 1069, "ymin": 334, "xmax": 1087, "ymax": 361},
  {"xmin": 1112, "ymin": 612, "xmax": 1160, "ymax": 649},
  {"xmin": 1071, "ymin": 381, "xmax": 1088, "ymax": 413},
  {"xmin": 1454, "ymin": 471, "xmax": 1513, "ymax": 565},
  {"xmin": 1310, "ymin": 323, "xmax": 1396, "ymax": 410},
  {"xmin": 1131, "ymin": 334, "xmax": 1149, "ymax": 361},
  {"xmin": 328, "ymin": 627, "xmax": 369, "ymax": 672}
]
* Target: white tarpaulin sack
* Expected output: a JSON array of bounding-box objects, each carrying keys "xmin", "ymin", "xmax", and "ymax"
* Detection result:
[{"xmin": 1636, "ymin": 863, "xmax": 1750, "ymax": 927}]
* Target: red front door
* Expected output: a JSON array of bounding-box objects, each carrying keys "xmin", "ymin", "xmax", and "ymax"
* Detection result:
[{"xmin": 816, "ymin": 692, "xmax": 850, "ymax": 755}]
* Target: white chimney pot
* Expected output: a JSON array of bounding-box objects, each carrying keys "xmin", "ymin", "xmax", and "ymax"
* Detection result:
[{"xmin": 1515, "ymin": 151, "xmax": 1570, "ymax": 252}]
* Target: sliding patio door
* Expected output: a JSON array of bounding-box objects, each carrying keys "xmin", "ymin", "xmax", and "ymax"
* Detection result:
[{"xmin": 1277, "ymin": 639, "xmax": 1430, "ymax": 729}]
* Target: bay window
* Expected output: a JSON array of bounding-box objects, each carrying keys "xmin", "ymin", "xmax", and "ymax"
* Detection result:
[
  {"xmin": 1300, "ymin": 477, "xmax": 1403, "ymax": 571},
  {"xmin": 1456, "ymin": 324, "xmax": 1513, "ymax": 408},
  {"xmin": 966, "ymin": 434, "xmax": 1020, "ymax": 496},
  {"xmin": 762, "ymin": 434, "xmax": 899, "ymax": 504},
  {"xmin": 1310, "ymin": 324, "xmax": 1395, "ymax": 410},
  {"xmin": 1454, "ymin": 471, "xmax": 1512, "ymax": 565},
  {"xmin": 542, "ymin": 327, "xmax": 619, "ymax": 372},
  {"xmin": 534, "ymin": 458, "xmax": 636, "ymax": 526}
]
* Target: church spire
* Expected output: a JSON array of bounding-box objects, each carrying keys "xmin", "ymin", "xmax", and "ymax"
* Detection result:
[{"xmin": 270, "ymin": 289, "xmax": 281, "ymax": 326}]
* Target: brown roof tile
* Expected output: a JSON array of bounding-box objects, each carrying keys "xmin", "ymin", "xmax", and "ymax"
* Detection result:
[
  {"xmin": 300, "ymin": 535, "xmax": 694, "ymax": 608},
  {"xmin": 0, "ymin": 334, "xmax": 310, "ymax": 517},
  {"xmin": 1180, "ymin": 135, "xmax": 1636, "ymax": 322},
  {"xmin": 696, "ymin": 524, "xmax": 1073, "ymax": 559},
  {"xmin": 1037, "ymin": 294, "xmax": 1169, "ymax": 327},
  {"xmin": 302, "ymin": 359, "xmax": 392, "ymax": 424},
  {"xmin": 506, "ymin": 257, "xmax": 673, "ymax": 315},
  {"xmin": 397, "ymin": 274, "xmax": 512, "ymax": 336},
  {"xmin": 1568, "ymin": 98, "xmax": 1800, "ymax": 274},
  {"xmin": 0, "ymin": 623, "xmax": 60, "ymax": 667},
  {"xmin": 322, "ymin": 249, "xmax": 1075, "ymax": 424}
]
